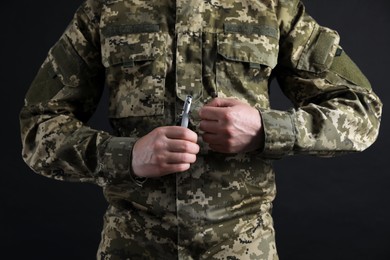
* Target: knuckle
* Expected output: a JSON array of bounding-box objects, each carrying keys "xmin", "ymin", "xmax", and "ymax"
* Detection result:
[
  {"xmin": 224, "ymin": 109, "xmax": 235, "ymax": 122},
  {"xmin": 154, "ymin": 140, "xmax": 166, "ymax": 152},
  {"xmin": 180, "ymin": 153, "xmax": 190, "ymax": 163},
  {"xmin": 225, "ymin": 126, "xmax": 235, "ymax": 137},
  {"xmin": 154, "ymin": 154, "xmax": 166, "ymax": 164},
  {"xmin": 181, "ymin": 141, "xmax": 191, "ymax": 151},
  {"xmin": 153, "ymin": 127, "xmax": 165, "ymax": 136},
  {"xmin": 220, "ymin": 125, "xmax": 234, "ymax": 137},
  {"xmin": 226, "ymin": 138, "xmax": 236, "ymax": 152}
]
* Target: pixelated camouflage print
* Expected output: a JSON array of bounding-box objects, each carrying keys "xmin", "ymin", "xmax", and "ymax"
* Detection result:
[{"xmin": 20, "ymin": 0, "xmax": 382, "ymax": 259}]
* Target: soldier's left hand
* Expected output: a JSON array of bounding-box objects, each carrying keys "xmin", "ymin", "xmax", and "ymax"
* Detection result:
[{"xmin": 199, "ymin": 98, "xmax": 264, "ymax": 153}]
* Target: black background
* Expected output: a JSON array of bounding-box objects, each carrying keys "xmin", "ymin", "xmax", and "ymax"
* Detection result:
[{"xmin": 1, "ymin": 1, "xmax": 389, "ymax": 259}]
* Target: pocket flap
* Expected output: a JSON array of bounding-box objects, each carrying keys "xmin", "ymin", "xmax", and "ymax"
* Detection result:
[
  {"xmin": 101, "ymin": 24, "xmax": 162, "ymax": 68},
  {"xmin": 49, "ymin": 35, "xmax": 83, "ymax": 87},
  {"xmin": 218, "ymin": 23, "xmax": 279, "ymax": 68},
  {"xmin": 101, "ymin": 33, "xmax": 159, "ymax": 67},
  {"xmin": 296, "ymin": 25, "xmax": 340, "ymax": 73}
]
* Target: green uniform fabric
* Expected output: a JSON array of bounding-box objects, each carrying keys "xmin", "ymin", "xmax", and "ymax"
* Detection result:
[{"xmin": 20, "ymin": 0, "xmax": 382, "ymax": 259}]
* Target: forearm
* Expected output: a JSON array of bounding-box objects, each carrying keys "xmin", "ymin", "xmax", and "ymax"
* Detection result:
[
  {"xmin": 20, "ymin": 0, "xmax": 137, "ymax": 185},
  {"xmin": 261, "ymin": 1, "xmax": 382, "ymax": 158},
  {"xmin": 20, "ymin": 92, "xmax": 138, "ymax": 186},
  {"xmin": 260, "ymin": 86, "xmax": 382, "ymax": 158}
]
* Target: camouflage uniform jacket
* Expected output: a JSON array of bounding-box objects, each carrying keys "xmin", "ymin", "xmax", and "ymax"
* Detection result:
[{"xmin": 20, "ymin": 0, "xmax": 382, "ymax": 259}]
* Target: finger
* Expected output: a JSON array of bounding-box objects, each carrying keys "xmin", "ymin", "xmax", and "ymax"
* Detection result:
[
  {"xmin": 166, "ymin": 140, "xmax": 200, "ymax": 154},
  {"xmin": 199, "ymin": 106, "xmax": 225, "ymax": 121},
  {"xmin": 161, "ymin": 163, "xmax": 191, "ymax": 175},
  {"xmin": 163, "ymin": 126, "xmax": 198, "ymax": 143},
  {"xmin": 199, "ymin": 119, "xmax": 220, "ymax": 133},
  {"xmin": 165, "ymin": 152, "xmax": 197, "ymax": 164}
]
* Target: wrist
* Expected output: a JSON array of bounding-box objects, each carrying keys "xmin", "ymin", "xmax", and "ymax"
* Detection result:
[
  {"xmin": 251, "ymin": 109, "xmax": 265, "ymax": 152},
  {"xmin": 130, "ymin": 145, "xmax": 147, "ymax": 187}
]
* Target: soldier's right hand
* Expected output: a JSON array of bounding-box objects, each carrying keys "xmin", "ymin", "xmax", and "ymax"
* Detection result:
[{"xmin": 131, "ymin": 126, "xmax": 200, "ymax": 178}]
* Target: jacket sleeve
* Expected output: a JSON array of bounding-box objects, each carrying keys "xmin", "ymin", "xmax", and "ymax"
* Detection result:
[
  {"xmin": 261, "ymin": 0, "xmax": 382, "ymax": 158},
  {"xmin": 20, "ymin": 0, "xmax": 136, "ymax": 186}
]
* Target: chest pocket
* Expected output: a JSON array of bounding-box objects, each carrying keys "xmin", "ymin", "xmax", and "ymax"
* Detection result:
[
  {"xmin": 216, "ymin": 23, "xmax": 279, "ymax": 109},
  {"xmin": 101, "ymin": 25, "xmax": 168, "ymax": 118}
]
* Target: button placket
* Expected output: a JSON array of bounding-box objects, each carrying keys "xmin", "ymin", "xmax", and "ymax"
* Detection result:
[{"xmin": 175, "ymin": 0, "xmax": 206, "ymax": 255}]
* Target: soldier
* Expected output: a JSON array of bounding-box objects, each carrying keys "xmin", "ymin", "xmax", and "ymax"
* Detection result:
[{"xmin": 20, "ymin": 0, "xmax": 382, "ymax": 259}]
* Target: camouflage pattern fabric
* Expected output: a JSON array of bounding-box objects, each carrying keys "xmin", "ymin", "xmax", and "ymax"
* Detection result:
[{"xmin": 20, "ymin": 0, "xmax": 382, "ymax": 259}]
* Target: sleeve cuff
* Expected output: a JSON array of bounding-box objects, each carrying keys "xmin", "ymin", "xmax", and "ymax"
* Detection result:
[
  {"xmin": 98, "ymin": 136, "xmax": 136, "ymax": 184},
  {"xmin": 260, "ymin": 109, "xmax": 296, "ymax": 159}
]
